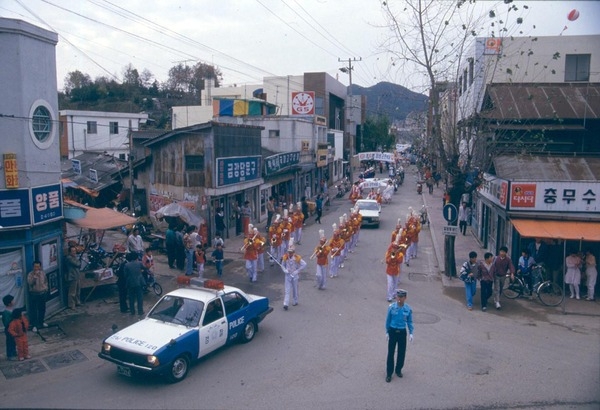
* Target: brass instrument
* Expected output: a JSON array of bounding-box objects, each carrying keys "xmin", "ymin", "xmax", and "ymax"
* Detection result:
[
  {"xmin": 240, "ymin": 233, "xmax": 258, "ymax": 251},
  {"xmin": 310, "ymin": 243, "xmax": 328, "ymax": 260},
  {"xmin": 271, "ymin": 235, "xmax": 278, "ymax": 245}
]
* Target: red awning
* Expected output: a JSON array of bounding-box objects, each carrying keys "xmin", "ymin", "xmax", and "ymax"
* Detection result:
[{"xmin": 64, "ymin": 200, "xmax": 137, "ymax": 230}]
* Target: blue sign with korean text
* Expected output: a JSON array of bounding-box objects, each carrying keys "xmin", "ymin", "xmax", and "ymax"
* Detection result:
[
  {"xmin": 31, "ymin": 184, "xmax": 63, "ymax": 225},
  {"xmin": 264, "ymin": 151, "xmax": 300, "ymax": 175},
  {"xmin": 216, "ymin": 156, "xmax": 261, "ymax": 187},
  {"xmin": 0, "ymin": 189, "xmax": 31, "ymax": 228}
]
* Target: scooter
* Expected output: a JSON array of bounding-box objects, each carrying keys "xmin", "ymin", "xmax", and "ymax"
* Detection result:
[
  {"xmin": 419, "ymin": 205, "xmax": 429, "ymax": 226},
  {"xmin": 416, "ymin": 182, "xmax": 423, "ymax": 195}
]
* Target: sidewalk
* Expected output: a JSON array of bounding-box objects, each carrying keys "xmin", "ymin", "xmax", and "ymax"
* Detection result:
[{"xmin": 422, "ymin": 182, "xmax": 599, "ymax": 316}]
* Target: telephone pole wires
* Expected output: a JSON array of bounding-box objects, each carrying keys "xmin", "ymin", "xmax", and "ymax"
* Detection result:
[{"xmin": 338, "ymin": 57, "xmax": 362, "ymax": 184}]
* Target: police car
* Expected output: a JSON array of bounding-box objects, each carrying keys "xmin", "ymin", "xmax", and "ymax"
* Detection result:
[{"xmin": 98, "ymin": 280, "xmax": 273, "ymax": 383}]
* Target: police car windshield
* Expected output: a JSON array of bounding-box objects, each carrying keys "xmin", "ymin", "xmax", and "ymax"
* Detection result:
[{"xmin": 149, "ymin": 296, "xmax": 204, "ymax": 327}]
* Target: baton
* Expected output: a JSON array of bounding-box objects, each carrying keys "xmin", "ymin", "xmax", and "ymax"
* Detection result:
[{"xmin": 266, "ymin": 251, "xmax": 285, "ymax": 271}]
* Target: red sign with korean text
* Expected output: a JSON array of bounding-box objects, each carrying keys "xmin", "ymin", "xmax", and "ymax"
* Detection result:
[{"xmin": 510, "ymin": 183, "xmax": 537, "ymax": 208}]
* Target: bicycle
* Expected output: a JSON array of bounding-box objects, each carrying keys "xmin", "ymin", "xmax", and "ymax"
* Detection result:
[
  {"xmin": 502, "ymin": 265, "xmax": 564, "ymax": 307},
  {"xmin": 143, "ymin": 271, "xmax": 163, "ymax": 296}
]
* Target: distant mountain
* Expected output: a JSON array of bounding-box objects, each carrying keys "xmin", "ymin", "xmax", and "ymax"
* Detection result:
[{"xmin": 350, "ymin": 82, "xmax": 428, "ymax": 122}]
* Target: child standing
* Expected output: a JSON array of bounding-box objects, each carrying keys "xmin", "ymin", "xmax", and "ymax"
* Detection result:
[
  {"xmin": 8, "ymin": 308, "xmax": 30, "ymax": 361},
  {"xmin": 2, "ymin": 295, "xmax": 17, "ymax": 361},
  {"xmin": 211, "ymin": 243, "xmax": 224, "ymax": 277},
  {"xmin": 195, "ymin": 245, "xmax": 206, "ymax": 277}
]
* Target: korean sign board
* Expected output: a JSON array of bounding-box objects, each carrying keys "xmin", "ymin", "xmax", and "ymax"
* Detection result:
[
  {"xmin": 0, "ymin": 183, "xmax": 63, "ymax": 229},
  {"xmin": 264, "ymin": 152, "xmax": 300, "ymax": 176},
  {"xmin": 216, "ymin": 156, "xmax": 261, "ymax": 187},
  {"xmin": 478, "ymin": 173, "xmax": 508, "ymax": 209},
  {"xmin": 509, "ymin": 181, "xmax": 598, "ymax": 213}
]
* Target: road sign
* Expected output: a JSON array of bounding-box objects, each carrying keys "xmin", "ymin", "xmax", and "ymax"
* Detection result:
[
  {"xmin": 442, "ymin": 226, "xmax": 459, "ymax": 236},
  {"xmin": 442, "ymin": 203, "xmax": 458, "ymax": 223}
]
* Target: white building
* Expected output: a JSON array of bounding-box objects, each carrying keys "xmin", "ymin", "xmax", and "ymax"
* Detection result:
[{"xmin": 59, "ymin": 110, "xmax": 148, "ymax": 159}]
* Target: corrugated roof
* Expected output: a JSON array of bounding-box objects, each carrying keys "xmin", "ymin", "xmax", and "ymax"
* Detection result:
[
  {"xmin": 61, "ymin": 152, "xmax": 127, "ymax": 192},
  {"xmin": 480, "ymin": 83, "xmax": 600, "ymax": 121},
  {"xmin": 493, "ymin": 155, "xmax": 600, "ymax": 181}
]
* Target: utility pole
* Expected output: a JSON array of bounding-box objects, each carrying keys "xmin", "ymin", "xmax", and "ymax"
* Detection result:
[
  {"xmin": 339, "ymin": 57, "xmax": 361, "ymax": 184},
  {"xmin": 128, "ymin": 119, "xmax": 135, "ymax": 216}
]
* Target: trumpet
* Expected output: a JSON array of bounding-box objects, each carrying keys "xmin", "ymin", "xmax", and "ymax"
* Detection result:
[
  {"xmin": 240, "ymin": 233, "xmax": 258, "ymax": 251},
  {"xmin": 330, "ymin": 247, "xmax": 341, "ymax": 258}
]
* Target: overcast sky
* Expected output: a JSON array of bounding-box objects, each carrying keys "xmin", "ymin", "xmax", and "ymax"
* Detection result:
[{"xmin": 2, "ymin": 0, "xmax": 599, "ymax": 93}]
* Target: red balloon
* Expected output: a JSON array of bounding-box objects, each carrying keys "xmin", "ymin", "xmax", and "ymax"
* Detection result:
[{"xmin": 567, "ymin": 9, "xmax": 579, "ymax": 21}]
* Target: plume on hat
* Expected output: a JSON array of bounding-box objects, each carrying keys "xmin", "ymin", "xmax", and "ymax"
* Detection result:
[
  {"xmin": 287, "ymin": 238, "xmax": 295, "ymax": 251},
  {"xmin": 332, "ymin": 223, "xmax": 338, "ymax": 233},
  {"xmin": 274, "ymin": 214, "xmax": 281, "ymax": 223},
  {"xmin": 283, "ymin": 209, "xmax": 288, "ymax": 218},
  {"xmin": 318, "ymin": 229, "xmax": 325, "ymax": 240}
]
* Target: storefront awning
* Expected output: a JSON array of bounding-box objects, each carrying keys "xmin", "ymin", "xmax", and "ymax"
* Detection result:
[
  {"xmin": 64, "ymin": 200, "xmax": 137, "ymax": 230},
  {"xmin": 512, "ymin": 219, "xmax": 600, "ymax": 241}
]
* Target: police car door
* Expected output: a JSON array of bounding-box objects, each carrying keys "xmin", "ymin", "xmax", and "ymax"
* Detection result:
[{"xmin": 199, "ymin": 298, "xmax": 227, "ymax": 356}]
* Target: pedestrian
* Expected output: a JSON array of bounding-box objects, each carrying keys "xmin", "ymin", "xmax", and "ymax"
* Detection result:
[
  {"xmin": 175, "ymin": 225, "xmax": 186, "ymax": 271},
  {"xmin": 266, "ymin": 197, "xmax": 275, "ymax": 231},
  {"xmin": 2, "ymin": 294, "xmax": 17, "ymax": 361},
  {"xmin": 584, "ymin": 249, "xmax": 597, "ymax": 301},
  {"xmin": 65, "ymin": 246, "xmax": 82, "ymax": 309},
  {"xmin": 281, "ymin": 238, "xmax": 307, "ymax": 310},
  {"xmin": 211, "ymin": 243, "xmax": 224, "ymax": 277},
  {"xmin": 165, "ymin": 223, "xmax": 177, "ymax": 269},
  {"xmin": 194, "ymin": 244, "xmax": 206, "ymax": 277},
  {"xmin": 477, "ymin": 252, "xmax": 495, "ymax": 311},
  {"xmin": 490, "ymin": 246, "xmax": 516, "ymax": 310},
  {"xmin": 313, "ymin": 229, "xmax": 331, "ymax": 290},
  {"xmin": 458, "ymin": 202, "xmax": 469, "ymax": 235},
  {"xmin": 385, "ymin": 239, "xmax": 405, "ymax": 302},
  {"xmin": 212, "ymin": 232, "xmax": 225, "ymax": 249},
  {"xmin": 127, "ymin": 228, "xmax": 144, "ymax": 260},
  {"xmin": 183, "ymin": 226, "xmax": 196, "ymax": 276},
  {"xmin": 517, "ymin": 249, "xmax": 536, "ymax": 293},
  {"xmin": 565, "ymin": 249, "xmax": 582, "ymax": 300},
  {"xmin": 301, "ymin": 197, "xmax": 309, "ymax": 225},
  {"xmin": 315, "ymin": 194, "xmax": 323, "ymax": 224},
  {"xmin": 527, "ymin": 238, "xmax": 548, "ymax": 266},
  {"xmin": 215, "ymin": 207, "xmax": 226, "ymax": 237},
  {"xmin": 385, "ymin": 289, "xmax": 414, "ymax": 382},
  {"xmin": 8, "ymin": 308, "xmax": 31, "ymax": 361},
  {"xmin": 443, "ymin": 191, "xmax": 450, "ymax": 206},
  {"xmin": 124, "ymin": 252, "xmax": 145, "ymax": 316},
  {"xmin": 26, "ymin": 260, "xmax": 48, "ymax": 332},
  {"xmin": 459, "ymin": 251, "xmax": 479, "ymax": 310},
  {"xmin": 115, "ymin": 257, "xmax": 129, "ymax": 313}
]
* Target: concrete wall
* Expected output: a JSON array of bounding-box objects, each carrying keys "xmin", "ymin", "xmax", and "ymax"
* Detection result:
[{"xmin": 0, "ymin": 18, "xmax": 59, "ymax": 188}]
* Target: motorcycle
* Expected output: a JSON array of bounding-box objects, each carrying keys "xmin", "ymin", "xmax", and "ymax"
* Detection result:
[{"xmin": 336, "ymin": 184, "xmax": 345, "ymax": 198}]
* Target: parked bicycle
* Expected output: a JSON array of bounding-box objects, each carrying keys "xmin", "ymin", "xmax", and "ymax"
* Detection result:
[
  {"xmin": 143, "ymin": 270, "xmax": 163, "ymax": 296},
  {"xmin": 502, "ymin": 264, "xmax": 564, "ymax": 307}
]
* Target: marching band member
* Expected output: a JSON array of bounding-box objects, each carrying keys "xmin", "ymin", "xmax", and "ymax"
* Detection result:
[
  {"xmin": 281, "ymin": 209, "xmax": 291, "ymax": 255},
  {"xmin": 375, "ymin": 188, "xmax": 383, "ymax": 205},
  {"xmin": 253, "ymin": 227, "xmax": 267, "ymax": 273},
  {"xmin": 329, "ymin": 223, "xmax": 345, "ymax": 277},
  {"xmin": 350, "ymin": 207, "xmax": 361, "ymax": 250},
  {"xmin": 385, "ymin": 235, "xmax": 405, "ymax": 302},
  {"xmin": 338, "ymin": 216, "xmax": 348, "ymax": 265},
  {"xmin": 341, "ymin": 214, "xmax": 353, "ymax": 258},
  {"xmin": 242, "ymin": 224, "xmax": 260, "ymax": 282},
  {"xmin": 312, "ymin": 229, "xmax": 331, "ymax": 290},
  {"xmin": 391, "ymin": 218, "xmax": 402, "ymax": 244},
  {"xmin": 269, "ymin": 214, "xmax": 282, "ymax": 266},
  {"xmin": 281, "ymin": 238, "xmax": 307, "ymax": 310},
  {"xmin": 293, "ymin": 202, "xmax": 304, "ymax": 244}
]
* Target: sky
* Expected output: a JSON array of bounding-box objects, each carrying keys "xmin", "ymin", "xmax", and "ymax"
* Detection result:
[{"xmin": 2, "ymin": 0, "xmax": 599, "ymax": 93}]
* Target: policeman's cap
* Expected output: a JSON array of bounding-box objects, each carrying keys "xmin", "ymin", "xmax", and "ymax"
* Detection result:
[{"xmin": 396, "ymin": 289, "xmax": 407, "ymax": 297}]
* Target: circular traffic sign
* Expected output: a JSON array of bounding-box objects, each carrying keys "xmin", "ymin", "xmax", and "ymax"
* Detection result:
[{"xmin": 442, "ymin": 203, "xmax": 458, "ymax": 223}]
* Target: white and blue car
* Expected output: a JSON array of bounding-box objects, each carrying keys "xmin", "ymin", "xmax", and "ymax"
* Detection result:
[{"xmin": 99, "ymin": 281, "xmax": 273, "ymax": 383}]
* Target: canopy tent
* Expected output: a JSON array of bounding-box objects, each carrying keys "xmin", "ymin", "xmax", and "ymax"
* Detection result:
[
  {"xmin": 64, "ymin": 199, "xmax": 137, "ymax": 229},
  {"xmin": 511, "ymin": 219, "xmax": 600, "ymax": 241},
  {"xmin": 155, "ymin": 203, "xmax": 204, "ymax": 227}
]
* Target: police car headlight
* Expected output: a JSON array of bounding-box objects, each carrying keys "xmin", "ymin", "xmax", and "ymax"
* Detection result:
[
  {"xmin": 147, "ymin": 355, "xmax": 160, "ymax": 367},
  {"xmin": 102, "ymin": 343, "xmax": 112, "ymax": 353}
]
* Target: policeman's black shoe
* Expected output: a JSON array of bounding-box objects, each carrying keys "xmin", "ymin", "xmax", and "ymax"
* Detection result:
[
  {"xmin": 283, "ymin": 305, "xmax": 288, "ymax": 311},
  {"xmin": 385, "ymin": 376, "xmax": 391, "ymax": 383},
  {"xmin": 396, "ymin": 371, "xmax": 403, "ymax": 378}
]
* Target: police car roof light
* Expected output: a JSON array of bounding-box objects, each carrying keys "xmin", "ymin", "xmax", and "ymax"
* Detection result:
[{"xmin": 204, "ymin": 279, "xmax": 225, "ymax": 290}]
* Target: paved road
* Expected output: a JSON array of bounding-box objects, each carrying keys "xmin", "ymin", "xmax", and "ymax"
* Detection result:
[{"xmin": 1, "ymin": 165, "xmax": 598, "ymax": 409}]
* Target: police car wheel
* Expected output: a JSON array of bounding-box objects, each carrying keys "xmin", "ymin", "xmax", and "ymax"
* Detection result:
[
  {"xmin": 166, "ymin": 355, "xmax": 189, "ymax": 383},
  {"xmin": 241, "ymin": 321, "xmax": 257, "ymax": 343}
]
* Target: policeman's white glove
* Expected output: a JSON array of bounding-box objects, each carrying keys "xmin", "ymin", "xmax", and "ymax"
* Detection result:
[
  {"xmin": 409, "ymin": 334, "xmax": 414, "ymax": 343},
  {"xmin": 283, "ymin": 269, "xmax": 289, "ymax": 275}
]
